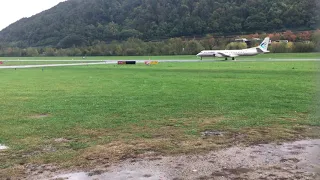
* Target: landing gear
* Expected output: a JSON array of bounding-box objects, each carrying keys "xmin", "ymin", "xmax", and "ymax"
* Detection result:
[
  {"xmin": 232, "ymin": 57, "xmax": 235, "ymax": 61},
  {"xmin": 225, "ymin": 57, "xmax": 228, "ymax": 61}
]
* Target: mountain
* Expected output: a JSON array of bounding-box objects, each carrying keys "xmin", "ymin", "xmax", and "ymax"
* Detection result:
[{"xmin": 0, "ymin": 0, "xmax": 318, "ymax": 48}]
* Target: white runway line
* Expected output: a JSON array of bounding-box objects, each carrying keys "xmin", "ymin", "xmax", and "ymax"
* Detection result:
[
  {"xmin": 1, "ymin": 59, "xmax": 319, "ymax": 69},
  {"xmin": 0, "ymin": 61, "xmax": 117, "ymax": 69},
  {"xmin": 1, "ymin": 60, "xmax": 107, "ymax": 62}
]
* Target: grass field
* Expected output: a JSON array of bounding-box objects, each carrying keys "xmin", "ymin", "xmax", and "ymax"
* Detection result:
[{"xmin": 0, "ymin": 54, "xmax": 320, "ymax": 177}]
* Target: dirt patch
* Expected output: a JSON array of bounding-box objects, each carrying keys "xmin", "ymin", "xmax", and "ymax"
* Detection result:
[
  {"xmin": 76, "ymin": 139, "xmax": 171, "ymax": 168},
  {"xmin": 280, "ymin": 117, "xmax": 298, "ymax": 121},
  {"xmin": 30, "ymin": 139, "xmax": 320, "ymax": 180},
  {"xmin": 199, "ymin": 116, "xmax": 225, "ymax": 126},
  {"xmin": 54, "ymin": 138, "xmax": 70, "ymax": 143},
  {"xmin": 2, "ymin": 126, "xmax": 319, "ymax": 179},
  {"xmin": 201, "ymin": 130, "xmax": 227, "ymax": 137}
]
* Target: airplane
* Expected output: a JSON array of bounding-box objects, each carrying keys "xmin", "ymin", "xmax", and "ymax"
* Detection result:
[{"xmin": 196, "ymin": 37, "xmax": 270, "ymax": 60}]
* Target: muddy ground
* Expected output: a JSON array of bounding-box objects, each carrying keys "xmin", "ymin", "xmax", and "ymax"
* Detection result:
[{"xmin": 26, "ymin": 139, "xmax": 320, "ymax": 180}]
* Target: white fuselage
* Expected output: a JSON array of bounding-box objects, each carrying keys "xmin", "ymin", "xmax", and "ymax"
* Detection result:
[
  {"xmin": 197, "ymin": 48, "xmax": 261, "ymax": 58},
  {"xmin": 197, "ymin": 37, "xmax": 270, "ymax": 60}
]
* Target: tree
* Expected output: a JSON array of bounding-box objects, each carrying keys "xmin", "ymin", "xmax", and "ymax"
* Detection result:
[
  {"xmin": 26, "ymin": 48, "xmax": 39, "ymax": 57},
  {"xmin": 311, "ymin": 30, "xmax": 320, "ymax": 51},
  {"xmin": 119, "ymin": 29, "xmax": 142, "ymax": 40},
  {"xmin": 283, "ymin": 31, "xmax": 297, "ymax": 42},
  {"xmin": 185, "ymin": 40, "xmax": 204, "ymax": 55},
  {"xmin": 293, "ymin": 42, "xmax": 315, "ymax": 52},
  {"xmin": 200, "ymin": 35, "xmax": 215, "ymax": 50},
  {"xmin": 270, "ymin": 42, "xmax": 288, "ymax": 53},
  {"xmin": 57, "ymin": 35, "xmax": 87, "ymax": 48},
  {"xmin": 167, "ymin": 38, "xmax": 185, "ymax": 55},
  {"xmin": 226, "ymin": 42, "xmax": 247, "ymax": 50},
  {"xmin": 105, "ymin": 22, "xmax": 120, "ymax": 39},
  {"xmin": 244, "ymin": 13, "xmax": 267, "ymax": 32},
  {"xmin": 43, "ymin": 47, "xmax": 55, "ymax": 56}
]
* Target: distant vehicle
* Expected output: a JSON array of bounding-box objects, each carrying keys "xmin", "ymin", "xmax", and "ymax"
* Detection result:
[
  {"xmin": 274, "ymin": 40, "xmax": 289, "ymax": 43},
  {"xmin": 196, "ymin": 37, "xmax": 270, "ymax": 60},
  {"xmin": 235, "ymin": 38, "xmax": 249, "ymax": 43}
]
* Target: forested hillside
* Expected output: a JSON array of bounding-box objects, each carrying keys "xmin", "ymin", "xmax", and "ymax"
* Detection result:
[{"xmin": 0, "ymin": 0, "xmax": 318, "ymax": 48}]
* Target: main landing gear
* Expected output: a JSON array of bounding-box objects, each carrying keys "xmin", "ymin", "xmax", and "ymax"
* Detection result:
[
  {"xmin": 224, "ymin": 57, "xmax": 236, "ymax": 61},
  {"xmin": 223, "ymin": 57, "xmax": 236, "ymax": 61}
]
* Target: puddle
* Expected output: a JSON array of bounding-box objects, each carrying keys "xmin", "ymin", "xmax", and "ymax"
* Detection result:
[
  {"xmin": 53, "ymin": 170, "xmax": 165, "ymax": 180},
  {"xmin": 34, "ymin": 139, "xmax": 320, "ymax": 180},
  {"xmin": 0, "ymin": 144, "xmax": 8, "ymax": 150},
  {"xmin": 53, "ymin": 172, "xmax": 89, "ymax": 180}
]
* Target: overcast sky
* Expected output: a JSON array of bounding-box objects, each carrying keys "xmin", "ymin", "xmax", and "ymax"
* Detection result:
[{"xmin": 0, "ymin": 0, "xmax": 66, "ymax": 30}]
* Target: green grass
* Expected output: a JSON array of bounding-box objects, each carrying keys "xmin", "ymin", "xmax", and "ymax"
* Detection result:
[{"xmin": 0, "ymin": 56, "xmax": 319, "ymax": 177}]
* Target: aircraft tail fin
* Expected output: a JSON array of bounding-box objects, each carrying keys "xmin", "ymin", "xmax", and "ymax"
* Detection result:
[{"xmin": 258, "ymin": 37, "xmax": 270, "ymax": 53}]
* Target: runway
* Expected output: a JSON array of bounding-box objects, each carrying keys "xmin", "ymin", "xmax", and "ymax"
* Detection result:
[
  {"xmin": 0, "ymin": 58, "xmax": 319, "ymax": 69},
  {"xmin": 0, "ymin": 61, "xmax": 115, "ymax": 69}
]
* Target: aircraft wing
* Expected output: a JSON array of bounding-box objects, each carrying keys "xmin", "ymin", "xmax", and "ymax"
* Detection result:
[{"xmin": 217, "ymin": 52, "xmax": 239, "ymax": 58}]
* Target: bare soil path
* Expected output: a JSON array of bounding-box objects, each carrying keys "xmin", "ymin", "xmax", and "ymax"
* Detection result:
[{"xmin": 30, "ymin": 139, "xmax": 320, "ymax": 180}]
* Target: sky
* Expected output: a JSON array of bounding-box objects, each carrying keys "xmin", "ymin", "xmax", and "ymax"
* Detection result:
[{"xmin": 0, "ymin": 0, "xmax": 66, "ymax": 31}]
